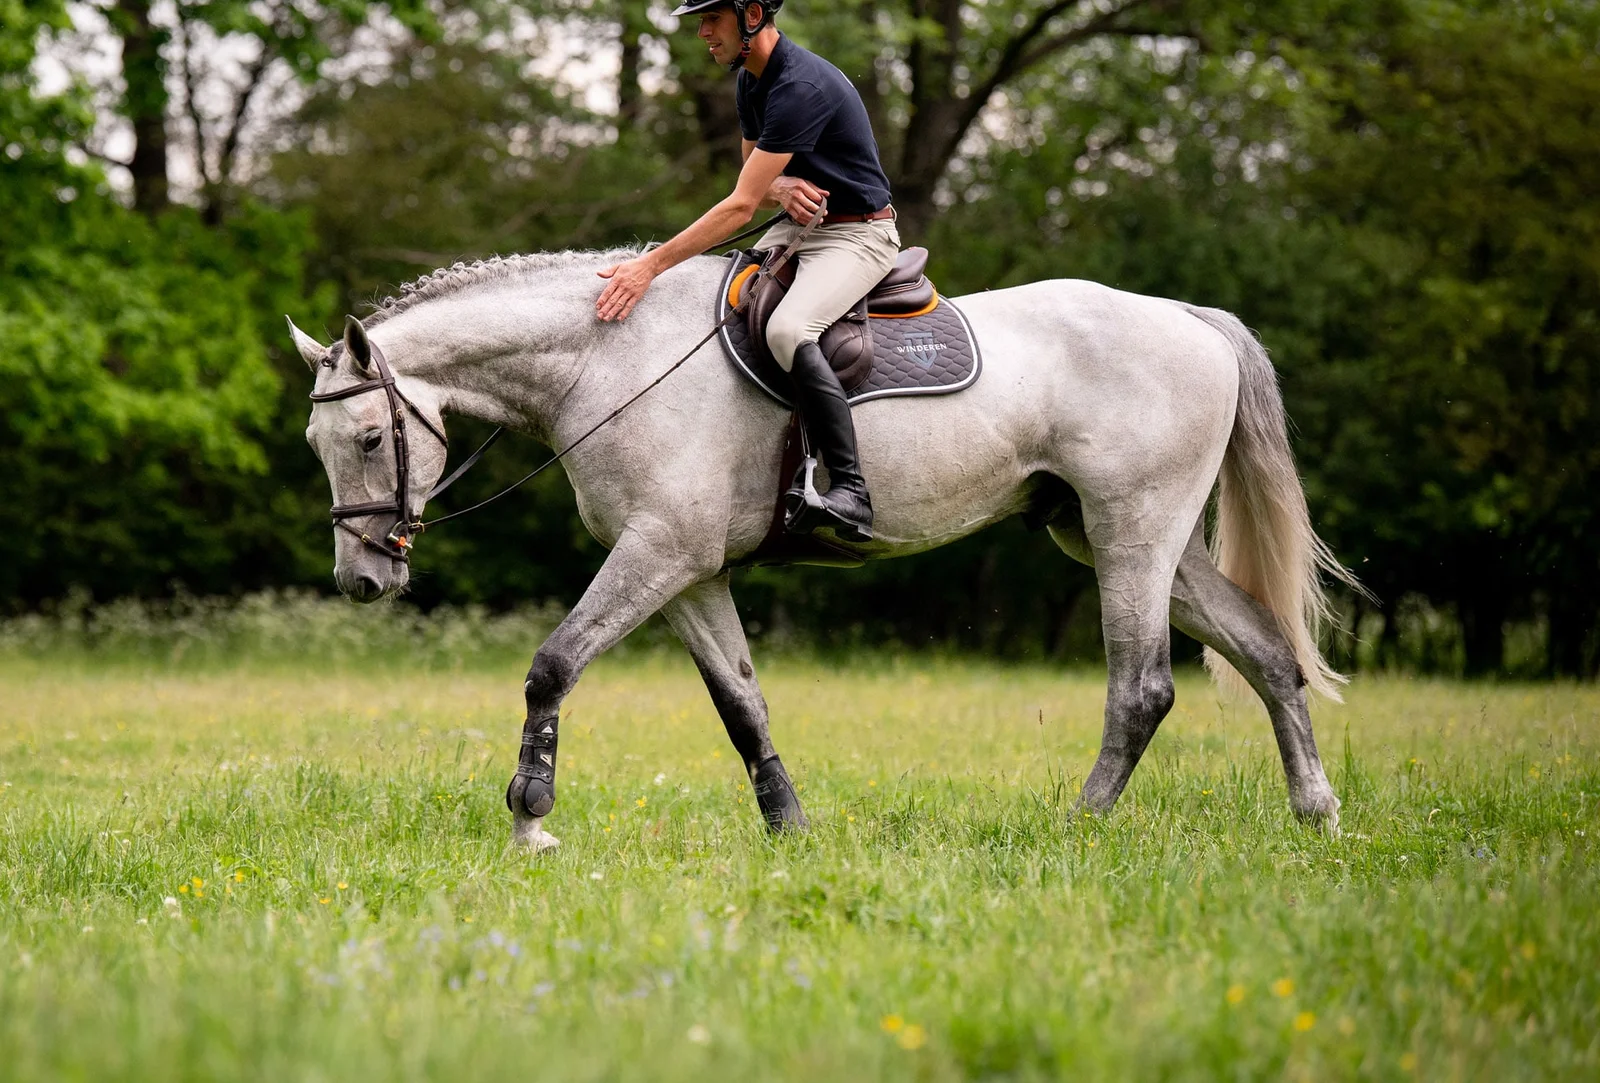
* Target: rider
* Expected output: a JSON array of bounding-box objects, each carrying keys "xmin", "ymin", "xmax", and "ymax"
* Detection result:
[{"xmin": 595, "ymin": 0, "xmax": 899, "ymax": 541}]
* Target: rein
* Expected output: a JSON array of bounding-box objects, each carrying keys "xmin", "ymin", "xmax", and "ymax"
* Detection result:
[{"xmin": 311, "ymin": 207, "xmax": 814, "ymax": 562}]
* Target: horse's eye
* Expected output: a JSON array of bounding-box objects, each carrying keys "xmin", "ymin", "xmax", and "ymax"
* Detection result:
[{"xmin": 361, "ymin": 431, "xmax": 383, "ymax": 453}]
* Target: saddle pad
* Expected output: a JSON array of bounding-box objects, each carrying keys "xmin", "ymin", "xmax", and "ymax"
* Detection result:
[{"xmin": 715, "ymin": 252, "xmax": 982, "ymax": 407}]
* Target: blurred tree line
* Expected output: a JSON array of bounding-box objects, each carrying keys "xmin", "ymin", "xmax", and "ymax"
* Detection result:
[{"xmin": 2, "ymin": 0, "xmax": 1595, "ymax": 676}]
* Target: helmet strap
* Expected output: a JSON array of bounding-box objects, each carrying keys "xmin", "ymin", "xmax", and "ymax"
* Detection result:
[
  {"xmin": 727, "ymin": 0, "xmax": 764, "ymax": 73},
  {"xmin": 728, "ymin": 32, "xmax": 751, "ymax": 72}
]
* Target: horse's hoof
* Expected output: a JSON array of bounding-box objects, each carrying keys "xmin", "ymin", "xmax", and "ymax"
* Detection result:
[
  {"xmin": 1292, "ymin": 792, "xmax": 1341, "ymax": 838},
  {"xmin": 512, "ymin": 818, "xmax": 561, "ymax": 852}
]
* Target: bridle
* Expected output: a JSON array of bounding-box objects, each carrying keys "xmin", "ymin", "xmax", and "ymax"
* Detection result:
[
  {"xmin": 308, "ymin": 340, "xmax": 459, "ymax": 563},
  {"xmin": 306, "ymin": 206, "xmax": 817, "ymax": 565}
]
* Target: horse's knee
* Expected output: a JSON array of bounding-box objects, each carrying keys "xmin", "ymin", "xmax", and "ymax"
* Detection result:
[{"xmin": 524, "ymin": 645, "xmax": 578, "ymax": 709}]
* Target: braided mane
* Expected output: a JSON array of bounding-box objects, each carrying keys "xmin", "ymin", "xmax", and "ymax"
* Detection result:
[{"xmin": 362, "ymin": 247, "xmax": 644, "ymax": 328}]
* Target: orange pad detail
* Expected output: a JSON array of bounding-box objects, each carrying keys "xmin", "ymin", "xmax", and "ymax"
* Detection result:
[{"xmin": 727, "ymin": 265, "xmax": 760, "ymax": 309}]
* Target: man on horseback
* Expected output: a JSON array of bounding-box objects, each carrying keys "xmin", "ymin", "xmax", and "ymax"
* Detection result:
[{"xmin": 596, "ymin": 0, "xmax": 899, "ymax": 541}]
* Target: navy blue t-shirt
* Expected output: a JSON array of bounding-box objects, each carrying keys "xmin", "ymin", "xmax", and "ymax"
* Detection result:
[{"xmin": 735, "ymin": 34, "xmax": 892, "ymax": 216}]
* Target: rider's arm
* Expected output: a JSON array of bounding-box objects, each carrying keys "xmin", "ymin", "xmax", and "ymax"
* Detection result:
[
  {"xmin": 743, "ymin": 138, "xmax": 782, "ymax": 207},
  {"xmin": 641, "ymin": 148, "xmax": 791, "ymax": 275},
  {"xmin": 594, "ymin": 149, "xmax": 791, "ymax": 321}
]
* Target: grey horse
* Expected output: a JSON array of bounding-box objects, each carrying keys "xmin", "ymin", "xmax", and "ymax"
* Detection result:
[{"xmin": 291, "ymin": 247, "xmax": 1360, "ymax": 850}]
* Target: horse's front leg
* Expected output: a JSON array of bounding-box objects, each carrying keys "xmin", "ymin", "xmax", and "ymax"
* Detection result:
[
  {"xmin": 508, "ymin": 527, "xmax": 716, "ymax": 851},
  {"xmin": 661, "ymin": 573, "xmax": 807, "ymax": 831}
]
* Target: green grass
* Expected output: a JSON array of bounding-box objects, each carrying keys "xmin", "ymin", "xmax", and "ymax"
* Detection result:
[{"xmin": 1, "ymin": 653, "xmax": 1596, "ymax": 1081}]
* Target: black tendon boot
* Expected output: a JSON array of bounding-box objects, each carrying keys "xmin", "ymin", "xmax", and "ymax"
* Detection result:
[{"xmin": 784, "ymin": 341, "xmax": 874, "ymax": 541}]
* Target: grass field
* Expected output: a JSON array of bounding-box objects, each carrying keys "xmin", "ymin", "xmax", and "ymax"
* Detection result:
[{"xmin": 1, "ymin": 652, "xmax": 1596, "ymax": 1081}]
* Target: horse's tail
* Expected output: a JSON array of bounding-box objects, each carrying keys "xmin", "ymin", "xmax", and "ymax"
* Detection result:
[{"xmin": 1182, "ymin": 305, "xmax": 1366, "ymax": 702}]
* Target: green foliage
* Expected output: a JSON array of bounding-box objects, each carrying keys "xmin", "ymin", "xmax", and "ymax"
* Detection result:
[{"xmin": 0, "ymin": 184, "xmax": 325, "ymax": 604}]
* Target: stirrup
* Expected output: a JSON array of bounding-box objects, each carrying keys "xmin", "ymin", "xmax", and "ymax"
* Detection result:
[{"xmin": 784, "ymin": 455, "xmax": 873, "ymax": 542}]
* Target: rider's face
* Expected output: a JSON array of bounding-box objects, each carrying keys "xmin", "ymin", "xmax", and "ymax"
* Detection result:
[{"xmin": 697, "ymin": 7, "xmax": 751, "ymax": 65}]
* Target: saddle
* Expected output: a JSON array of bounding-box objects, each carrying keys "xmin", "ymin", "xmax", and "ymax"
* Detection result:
[{"xmin": 732, "ymin": 247, "xmax": 939, "ymax": 390}]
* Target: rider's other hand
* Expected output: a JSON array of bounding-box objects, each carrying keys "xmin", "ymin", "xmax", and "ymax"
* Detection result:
[
  {"xmin": 595, "ymin": 257, "xmax": 658, "ymax": 321},
  {"xmin": 770, "ymin": 177, "xmax": 830, "ymax": 225}
]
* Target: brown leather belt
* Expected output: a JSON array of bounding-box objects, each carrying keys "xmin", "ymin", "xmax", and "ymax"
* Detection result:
[{"xmin": 821, "ymin": 205, "xmax": 894, "ymax": 225}]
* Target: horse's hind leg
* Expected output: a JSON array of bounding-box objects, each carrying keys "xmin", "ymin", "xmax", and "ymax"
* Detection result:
[
  {"xmin": 1061, "ymin": 517, "xmax": 1186, "ymax": 814},
  {"xmin": 661, "ymin": 574, "xmax": 806, "ymax": 830},
  {"xmin": 1168, "ymin": 523, "xmax": 1341, "ymax": 834}
]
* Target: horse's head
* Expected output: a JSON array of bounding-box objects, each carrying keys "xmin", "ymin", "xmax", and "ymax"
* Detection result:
[{"xmin": 290, "ymin": 315, "xmax": 448, "ymax": 603}]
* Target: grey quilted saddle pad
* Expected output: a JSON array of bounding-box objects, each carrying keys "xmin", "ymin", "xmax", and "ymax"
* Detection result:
[{"xmin": 715, "ymin": 252, "xmax": 982, "ymax": 407}]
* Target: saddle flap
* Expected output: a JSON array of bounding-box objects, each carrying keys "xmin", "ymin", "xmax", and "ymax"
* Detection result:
[{"xmin": 744, "ymin": 249, "xmax": 872, "ymax": 390}]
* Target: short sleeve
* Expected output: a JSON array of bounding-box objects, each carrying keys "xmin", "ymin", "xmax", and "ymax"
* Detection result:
[
  {"xmin": 754, "ymin": 80, "xmax": 836, "ymax": 154},
  {"xmin": 735, "ymin": 77, "xmax": 759, "ymax": 142}
]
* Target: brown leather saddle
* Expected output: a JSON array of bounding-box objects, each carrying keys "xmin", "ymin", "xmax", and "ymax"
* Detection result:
[
  {"xmin": 717, "ymin": 249, "xmax": 981, "ymax": 410},
  {"xmin": 729, "ymin": 246, "xmax": 939, "ymax": 392}
]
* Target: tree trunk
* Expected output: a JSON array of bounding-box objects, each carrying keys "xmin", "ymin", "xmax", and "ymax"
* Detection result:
[
  {"xmin": 1547, "ymin": 589, "xmax": 1599, "ymax": 678},
  {"xmin": 1459, "ymin": 591, "xmax": 1506, "ymax": 678},
  {"xmin": 894, "ymin": 0, "xmax": 966, "ymax": 242},
  {"xmin": 111, "ymin": 0, "xmax": 170, "ymax": 216},
  {"xmin": 618, "ymin": 13, "xmax": 644, "ymax": 125}
]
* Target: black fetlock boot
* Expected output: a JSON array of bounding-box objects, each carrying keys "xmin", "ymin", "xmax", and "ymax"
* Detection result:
[{"xmin": 784, "ymin": 341, "xmax": 874, "ymax": 541}]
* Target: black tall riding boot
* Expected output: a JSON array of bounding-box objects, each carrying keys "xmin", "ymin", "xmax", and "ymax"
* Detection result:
[{"xmin": 785, "ymin": 341, "xmax": 874, "ymax": 541}]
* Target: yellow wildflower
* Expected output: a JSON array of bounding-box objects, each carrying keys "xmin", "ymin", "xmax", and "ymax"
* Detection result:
[
  {"xmin": 337, "ymin": 882, "xmax": 348, "ymax": 891},
  {"xmin": 898, "ymin": 1024, "xmax": 927, "ymax": 1050},
  {"xmin": 879, "ymin": 1014, "xmax": 904, "ymax": 1033},
  {"xmin": 318, "ymin": 897, "xmax": 331, "ymax": 905},
  {"xmin": 1293, "ymin": 1012, "xmax": 1315, "ymax": 1032},
  {"xmin": 636, "ymin": 797, "xmax": 647, "ymax": 808},
  {"xmin": 1225, "ymin": 984, "xmax": 1245, "ymax": 1005},
  {"xmin": 233, "ymin": 870, "xmax": 245, "ymax": 883},
  {"xmin": 1271, "ymin": 978, "xmax": 1295, "ymax": 998}
]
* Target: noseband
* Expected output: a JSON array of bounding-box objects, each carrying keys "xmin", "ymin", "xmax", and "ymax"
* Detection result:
[{"xmin": 308, "ymin": 341, "xmax": 450, "ymax": 563}]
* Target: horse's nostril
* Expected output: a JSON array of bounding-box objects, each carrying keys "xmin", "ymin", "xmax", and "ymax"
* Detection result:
[{"xmin": 352, "ymin": 574, "xmax": 384, "ymax": 602}]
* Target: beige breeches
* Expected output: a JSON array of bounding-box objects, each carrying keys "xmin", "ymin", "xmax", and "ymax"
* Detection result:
[{"xmin": 755, "ymin": 216, "xmax": 901, "ymax": 371}]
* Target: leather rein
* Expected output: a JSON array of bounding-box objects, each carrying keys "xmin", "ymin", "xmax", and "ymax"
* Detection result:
[{"xmin": 308, "ymin": 207, "xmax": 817, "ymax": 564}]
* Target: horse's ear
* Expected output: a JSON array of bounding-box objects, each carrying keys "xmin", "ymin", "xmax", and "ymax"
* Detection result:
[
  {"xmin": 286, "ymin": 316, "xmax": 329, "ymax": 371},
  {"xmin": 342, "ymin": 315, "xmax": 375, "ymax": 376}
]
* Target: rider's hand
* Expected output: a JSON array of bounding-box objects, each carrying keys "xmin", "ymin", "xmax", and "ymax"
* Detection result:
[
  {"xmin": 595, "ymin": 256, "xmax": 659, "ymax": 321},
  {"xmin": 769, "ymin": 177, "xmax": 830, "ymax": 225}
]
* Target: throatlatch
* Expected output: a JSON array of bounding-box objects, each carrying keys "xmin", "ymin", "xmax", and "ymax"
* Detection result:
[{"xmin": 509, "ymin": 714, "xmax": 559, "ymax": 817}]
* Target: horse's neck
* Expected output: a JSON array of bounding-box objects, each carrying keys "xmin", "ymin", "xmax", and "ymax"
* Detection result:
[
  {"xmin": 371, "ymin": 257, "xmax": 722, "ymax": 444},
  {"xmin": 371, "ymin": 284, "xmax": 596, "ymax": 443}
]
